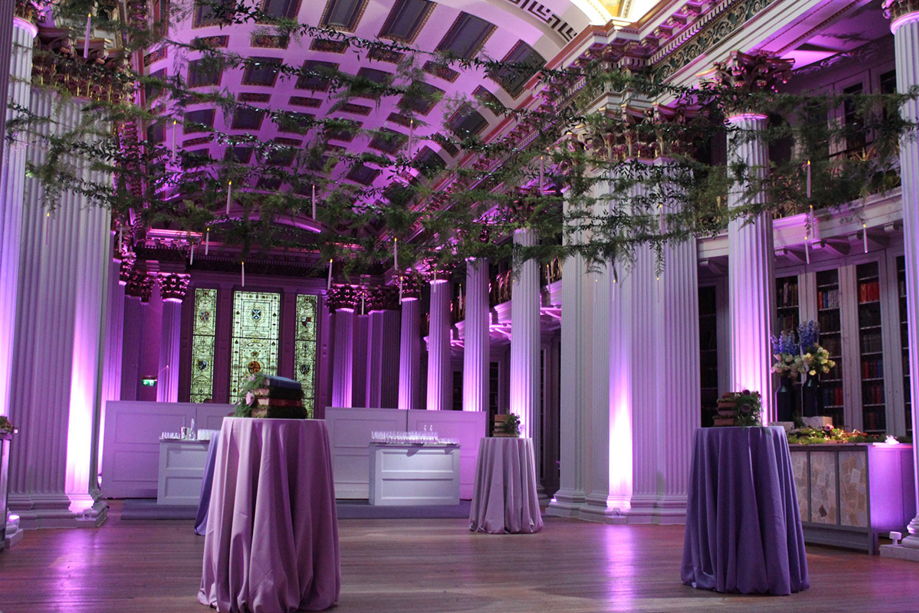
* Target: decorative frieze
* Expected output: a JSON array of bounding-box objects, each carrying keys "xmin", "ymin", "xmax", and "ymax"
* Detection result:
[
  {"xmin": 884, "ymin": 0, "xmax": 919, "ymax": 22},
  {"xmin": 711, "ymin": 50, "xmax": 793, "ymax": 116},
  {"xmin": 326, "ymin": 284, "xmax": 360, "ymax": 312},
  {"xmin": 124, "ymin": 270, "xmax": 154, "ymax": 302}
]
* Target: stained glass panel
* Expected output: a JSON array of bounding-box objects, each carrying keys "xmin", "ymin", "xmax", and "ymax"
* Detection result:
[
  {"xmin": 190, "ymin": 288, "xmax": 217, "ymax": 403},
  {"xmin": 230, "ymin": 291, "xmax": 281, "ymax": 401},
  {"xmin": 295, "ymin": 294, "xmax": 319, "ymax": 417}
]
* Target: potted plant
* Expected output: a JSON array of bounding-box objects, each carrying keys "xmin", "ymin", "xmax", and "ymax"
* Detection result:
[
  {"xmin": 493, "ymin": 413, "xmax": 521, "ymax": 437},
  {"xmin": 714, "ymin": 391, "xmax": 762, "ymax": 427}
]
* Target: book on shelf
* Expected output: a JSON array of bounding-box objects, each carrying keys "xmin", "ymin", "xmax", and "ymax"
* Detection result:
[
  {"xmin": 858, "ymin": 281, "xmax": 880, "ymax": 303},
  {"xmin": 252, "ymin": 386, "xmax": 304, "ymax": 400}
]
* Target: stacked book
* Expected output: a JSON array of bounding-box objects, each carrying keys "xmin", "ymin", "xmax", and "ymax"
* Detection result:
[{"xmin": 251, "ymin": 376, "xmax": 308, "ymax": 419}]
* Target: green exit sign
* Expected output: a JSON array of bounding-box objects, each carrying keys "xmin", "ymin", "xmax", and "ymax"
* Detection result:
[{"xmin": 141, "ymin": 378, "xmax": 157, "ymax": 387}]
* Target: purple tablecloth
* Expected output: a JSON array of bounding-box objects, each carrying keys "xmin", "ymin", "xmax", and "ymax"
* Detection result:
[
  {"xmin": 469, "ymin": 437, "xmax": 543, "ymax": 534},
  {"xmin": 681, "ymin": 426, "xmax": 809, "ymax": 595},
  {"xmin": 198, "ymin": 418, "xmax": 341, "ymax": 612},
  {"xmin": 194, "ymin": 435, "xmax": 219, "ymax": 536}
]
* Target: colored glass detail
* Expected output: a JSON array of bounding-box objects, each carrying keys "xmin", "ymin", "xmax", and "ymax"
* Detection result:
[
  {"xmin": 295, "ymin": 294, "xmax": 319, "ymax": 417},
  {"xmin": 231, "ymin": 291, "xmax": 281, "ymax": 402},
  {"xmin": 190, "ymin": 288, "xmax": 217, "ymax": 403}
]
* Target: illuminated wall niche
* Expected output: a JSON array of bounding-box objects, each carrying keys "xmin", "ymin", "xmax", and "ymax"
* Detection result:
[
  {"xmin": 230, "ymin": 291, "xmax": 281, "ymax": 401},
  {"xmin": 295, "ymin": 294, "xmax": 319, "ymax": 417},
  {"xmin": 190, "ymin": 288, "xmax": 218, "ymax": 403}
]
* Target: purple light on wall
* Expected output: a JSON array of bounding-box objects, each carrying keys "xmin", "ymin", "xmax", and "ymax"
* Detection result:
[{"xmin": 608, "ymin": 373, "xmax": 633, "ymax": 508}]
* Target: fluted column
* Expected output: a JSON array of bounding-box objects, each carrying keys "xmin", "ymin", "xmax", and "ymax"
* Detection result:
[
  {"xmin": 547, "ymin": 198, "xmax": 589, "ymax": 517},
  {"xmin": 727, "ymin": 113, "xmax": 775, "ymax": 417},
  {"xmin": 8, "ymin": 91, "xmax": 110, "ymax": 528},
  {"xmin": 101, "ymin": 258, "xmax": 125, "ymax": 402},
  {"xmin": 366, "ymin": 309, "xmax": 400, "ymax": 408},
  {"xmin": 0, "ymin": 17, "xmax": 35, "ymax": 423},
  {"xmin": 886, "ymin": 1, "xmax": 919, "ymax": 551},
  {"xmin": 654, "ymin": 159, "xmax": 700, "ymax": 521},
  {"xmin": 510, "ymin": 230, "xmax": 541, "ymax": 438},
  {"xmin": 331, "ymin": 309, "xmax": 355, "ymax": 408},
  {"xmin": 463, "ymin": 259, "xmax": 489, "ymax": 412},
  {"xmin": 398, "ymin": 297, "xmax": 421, "ymax": 410},
  {"xmin": 156, "ymin": 273, "xmax": 188, "ymax": 403},
  {"xmin": 426, "ymin": 279, "xmax": 451, "ymax": 410}
]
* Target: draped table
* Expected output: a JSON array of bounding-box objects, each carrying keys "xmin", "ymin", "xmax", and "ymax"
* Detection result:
[
  {"xmin": 681, "ymin": 426, "xmax": 809, "ymax": 595},
  {"xmin": 469, "ymin": 437, "xmax": 543, "ymax": 534},
  {"xmin": 198, "ymin": 418, "xmax": 340, "ymax": 612}
]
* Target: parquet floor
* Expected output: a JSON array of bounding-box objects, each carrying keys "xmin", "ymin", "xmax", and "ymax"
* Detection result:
[{"xmin": 1, "ymin": 500, "xmax": 918, "ymax": 613}]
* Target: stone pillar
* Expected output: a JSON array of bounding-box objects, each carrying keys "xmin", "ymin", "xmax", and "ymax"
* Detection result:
[
  {"xmin": 366, "ymin": 306, "xmax": 400, "ymax": 408},
  {"xmin": 547, "ymin": 195, "xmax": 589, "ymax": 518},
  {"xmin": 426, "ymin": 278, "xmax": 452, "ymax": 410},
  {"xmin": 463, "ymin": 259, "xmax": 489, "ymax": 412},
  {"xmin": 156, "ymin": 273, "xmax": 189, "ymax": 403},
  {"xmin": 510, "ymin": 230, "xmax": 541, "ymax": 438},
  {"xmin": 101, "ymin": 257, "xmax": 125, "ymax": 403},
  {"xmin": 885, "ymin": 0, "xmax": 919, "ymax": 553},
  {"xmin": 398, "ymin": 282, "xmax": 422, "ymax": 410},
  {"xmin": 328, "ymin": 285, "xmax": 357, "ymax": 408},
  {"xmin": 0, "ymin": 16, "xmax": 35, "ymax": 422},
  {"xmin": 715, "ymin": 52, "xmax": 790, "ymax": 421},
  {"xmin": 8, "ymin": 91, "xmax": 110, "ymax": 528}
]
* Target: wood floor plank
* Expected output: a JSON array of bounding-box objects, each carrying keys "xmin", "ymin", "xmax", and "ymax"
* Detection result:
[{"xmin": 0, "ymin": 501, "xmax": 917, "ymax": 612}]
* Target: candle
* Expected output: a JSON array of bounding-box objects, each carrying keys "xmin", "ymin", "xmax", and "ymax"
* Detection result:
[
  {"xmin": 408, "ymin": 118, "xmax": 414, "ymax": 157},
  {"xmin": 806, "ymin": 160, "xmax": 811, "ymax": 199},
  {"xmin": 311, "ymin": 184, "xmax": 317, "ymax": 219},
  {"xmin": 394, "ymin": 237, "xmax": 398, "ymax": 271},
  {"xmin": 226, "ymin": 181, "xmax": 232, "ymax": 216},
  {"xmin": 539, "ymin": 155, "xmax": 544, "ymax": 193},
  {"xmin": 205, "ymin": 227, "xmax": 210, "ymax": 255},
  {"xmin": 241, "ymin": 261, "xmax": 245, "ymax": 287},
  {"xmin": 190, "ymin": 244, "xmax": 195, "ymax": 265},
  {"xmin": 118, "ymin": 226, "xmax": 123, "ymax": 253},
  {"xmin": 327, "ymin": 259, "xmax": 333, "ymax": 291},
  {"xmin": 171, "ymin": 120, "xmax": 176, "ymax": 156},
  {"xmin": 863, "ymin": 223, "xmax": 869, "ymax": 253},
  {"xmin": 361, "ymin": 290, "xmax": 365, "ymax": 315},
  {"xmin": 659, "ymin": 203, "xmax": 664, "ymax": 235},
  {"xmin": 399, "ymin": 275, "xmax": 403, "ymax": 304},
  {"xmin": 83, "ymin": 13, "xmax": 91, "ymax": 59}
]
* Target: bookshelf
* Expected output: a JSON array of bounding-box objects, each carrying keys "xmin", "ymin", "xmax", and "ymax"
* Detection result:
[
  {"xmin": 699, "ymin": 285, "xmax": 719, "ymax": 427},
  {"xmin": 816, "ymin": 269, "xmax": 845, "ymax": 428},
  {"xmin": 776, "ymin": 275, "xmax": 800, "ymax": 334},
  {"xmin": 897, "ymin": 256, "xmax": 911, "ymax": 433},
  {"xmin": 857, "ymin": 262, "xmax": 886, "ymax": 433}
]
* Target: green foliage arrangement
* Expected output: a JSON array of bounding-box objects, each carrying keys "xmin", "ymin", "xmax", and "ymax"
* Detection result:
[
  {"xmin": 720, "ymin": 390, "xmax": 763, "ymax": 427},
  {"xmin": 786, "ymin": 426, "xmax": 896, "ymax": 445}
]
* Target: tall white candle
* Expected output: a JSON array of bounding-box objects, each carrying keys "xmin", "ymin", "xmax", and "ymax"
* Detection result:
[
  {"xmin": 327, "ymin": 259, "xmax": 333, "ymax": 291},
  {"xmin": 312, "ymin": 184, "xmax": 317, "ymax": 219},
  {"xmin": 408, "ymin": 118, "xmax": 414, "ymax": 157},
  {"xmin": 118, "ymin": 226, "xmax": 123, "ymax": 253},
  {"xmin": 205, "ymin": 228, "xmax": 210, "ymax": 255},
  {"xmin": 806, "ymin": 160, "xmax": 811, "ymax": 199},
  {"xmin": 399, "ymin": 275, "xmax": 403, "ymax": 304},
  {"xmin": 863, "ymin": 223, "xmax": 869, "ymax": 253},
  {"xmin": 171, "ymin": 120, "xmax": 177, "ymax": 156},
  {"xmin": 394, "ymin": 238, "xmax": 398, "ymax": 271},
  {"xmin": 659, "ymin": 203, "xmax": 664, "ymax": 234},
  {"xmin": 83, "ymin": 14, "xmax": 92, "ymax": 59},
  {"xmin": 241, "ymin": 261, "xmax": 245, "ymax": 287},
  {"xmin": 539, "ymin": 155, "xmax": 544, "ymax": 193},
  {"xmin": 226, "ymin": 181, "xmax": 232, "ymax": 216}
]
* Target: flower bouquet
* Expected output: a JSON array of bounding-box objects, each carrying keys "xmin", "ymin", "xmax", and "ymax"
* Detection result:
[
  {"xmin": 770, "ymin": 321, "xmax": 836, "ymax": 377},
  {"xmin": 0, "ymin": 415, "xmax": 15, "ymax": 435},
  {"xmin": 714, "ymin": 390, "xmax": 762, "ymax": 427}
]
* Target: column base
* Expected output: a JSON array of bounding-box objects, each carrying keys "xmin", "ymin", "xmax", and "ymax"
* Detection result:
[
  {"xmin": 625, "ymin": 494, "xmax": 687, "ymax": 525},
  {"xmin": 578, "ymin": 496, "xmax": 629, "ymax": 524},
  {"xmin": 9, "ymin": 493, "xmax": 108, "ymax": 530},
  {"xmin": 881, "ymin": 542, "xmax": 919, "ymax": 562},
  {"xmin": 3, "ymin": 514, "xmax": 23, "ymax": 550},
  {"xmin": 545, "ymin": 488, "xmax": 586, "ymax": 518}
]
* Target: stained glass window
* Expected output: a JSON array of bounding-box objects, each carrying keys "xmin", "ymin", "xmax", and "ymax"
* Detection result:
[
  {"xmin": 190, "ymin": 288, "xmax": 217, "ymax": 403},
  {"xmin": 295, "ymin": 294, "xmax": 319, "ymax": 417},
  {"xmin": 230, "ymin": 291, "xmax": 281, "ymax": 402}
]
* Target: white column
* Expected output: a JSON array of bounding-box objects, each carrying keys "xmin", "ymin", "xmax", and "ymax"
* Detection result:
[
  {"xmin": 156, "ymin": 296, "xmax": 183, "ymax": 404},
  {"xmin": 366, "ymin": 311, "xmax": 385, "ymax": 408},
  {"xmin": 727, "ymin": 113, "xmax": 775, "ymax": 418},
  {"xmin": 463, "ymin": 259, "xmax": 489, "ymax": 412},
  {"xmin": 888, "ymin": 5, "xmax": 919, "ymax": 552},
  {"xmin": 426, "ymin": 280, "xmax": 451, "ymax": 410},
  {"xmin": 510, "ymin": 230, "xmax": 541, "ymax": 438},
  {"xmin": 607, "ymin": 255, "xmax": 633, "ymax": 514},
  {"xmin": 398, "ymin": 297, "xmax": 421, "ymax": 410},
  {"xmin": 547, "ymin": 200, "xmax": 589, "ymax": 517},
  {"xmin": 101, "ymin": 258, "xmax": 125, "ymax": 403},
  {"xmin": 331, "ymin": 308, "xmax": 355, "ymax": 408},
  {"xmin": 8, "ymin": 91, "xmax": 110, "ymax": 528},
  {"xmin": 0, "ymin": 18, "xmax": 36, "ymax": 422}
]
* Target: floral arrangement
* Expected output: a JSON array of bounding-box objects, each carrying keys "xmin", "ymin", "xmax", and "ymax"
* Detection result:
[
  {"xmin": 0, "ymin": 415, "xmax": 15, "ymax": 435},
  {"xmin": 771, "ymin": 321, "xmax": 836, "ymax": 377},
  {"xmin": 718, "ymin": 390, "xmax": 762, "ymax": 427},
  {"xmin": 787, "ymin": 425, "xmax": 899, "ymax": 445}
]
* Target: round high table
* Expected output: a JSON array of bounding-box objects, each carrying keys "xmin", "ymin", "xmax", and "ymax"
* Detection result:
[
  {"xmin": 468, "ymin": 437, "xmax": 543, "ymax": 534},
  {"xmin": 198, "ymin": 418, "xmax": 341, "ymax": 612},
  {"xmin": 681, "ymin": 426, "xmax": 809, "ymax": 595}
]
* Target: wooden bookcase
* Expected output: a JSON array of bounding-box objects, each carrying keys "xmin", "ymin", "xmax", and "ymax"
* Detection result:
[
  {"xmin": 856, "ymin": 262, "xmax": 886, "ymax": 433},
  {"xmin": 897, "ymin": 256, "xmax": 912, "ymax": 433},
  {"xmin": 816, "ymin": 269, "xmax": 846, "ymax": 428}
]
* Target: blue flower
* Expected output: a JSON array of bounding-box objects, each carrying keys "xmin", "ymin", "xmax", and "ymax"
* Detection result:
[{"xmin": 797, "ymin": 320, "xmax": 820, "ymax": 353}]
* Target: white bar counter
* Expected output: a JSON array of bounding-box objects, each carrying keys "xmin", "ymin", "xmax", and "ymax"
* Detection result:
[
  {"xmin": 157, "ymin": 439, "xmax": 211, "ymax": 505},
  {"xmin": 368, "ymin": 442, "xmax": 461, "ymax": 506}
]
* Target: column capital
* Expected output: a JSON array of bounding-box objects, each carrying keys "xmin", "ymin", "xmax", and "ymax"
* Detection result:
[
  {"xmin": 158, "ymin": 273, "xmax": 190, "ymax": 303},
  {"xmin": 366, "ymin": 285, "xmax": 400, "ymax": 311},
  {"xmin": 14, "ymin": 1, "xmax": 48, "ymax": 26},
  {"xmin": 710, "ymin": 50, "xmax": 793, "ymax": 117},
  {"xmin": 118, "ymin": 251, "xmax": 136, "ymax": 286},
  {"xmin": 326, "ymin": 284, "xmax": 360, "ymax": 312},
  {"xmin": 125, "ymin": 270, "xmax": 154, "ymax": 302},
  {"xmin": 884, "ymin": 0, "xmax": 919, "ymax": 30}
]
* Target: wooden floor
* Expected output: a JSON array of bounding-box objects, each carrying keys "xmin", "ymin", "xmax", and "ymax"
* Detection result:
[{"xmin": 1, "ymin": 501, "xmax": 918, "ymax": 612}]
